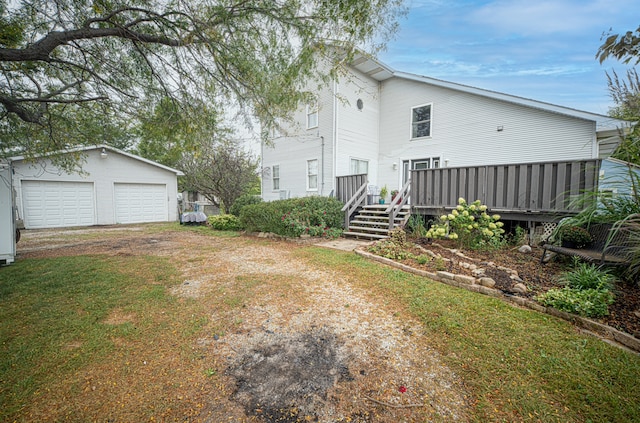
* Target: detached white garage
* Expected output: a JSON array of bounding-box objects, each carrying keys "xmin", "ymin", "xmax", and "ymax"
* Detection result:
[{"xmin": 12, "ymin": 145, "xmax": 183, "ymax": 229}]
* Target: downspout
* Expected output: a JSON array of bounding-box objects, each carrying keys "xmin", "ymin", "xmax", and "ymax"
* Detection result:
[
  {"xmin": 333, "ymin": 78, "xmax": 339, "ymax": 192},
  {"xmin": 320, "ymin": 136, "xmax": 325, "ymax": 196},
  {"xmin": 260, "ymin": 137, "xmax": 264, "ymax": 199}
]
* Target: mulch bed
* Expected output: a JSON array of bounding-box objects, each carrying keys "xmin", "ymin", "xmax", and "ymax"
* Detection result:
[{"xmin": 392, "ymin": 238, "xmax": 640, "ymax": 338}]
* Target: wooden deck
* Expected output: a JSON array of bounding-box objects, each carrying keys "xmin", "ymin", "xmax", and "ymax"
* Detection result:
[
  {"xmin": 336, "ymin": 159, "xmax": 604, "ymax": 225},
  {"xmin": 410, "ymin": 159, "xmax": 601, "ymax": 222}
]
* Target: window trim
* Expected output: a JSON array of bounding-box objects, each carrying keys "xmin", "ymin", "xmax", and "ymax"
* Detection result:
[
  {"xmin": 402, "ymin": 157, "xmax": 441, "ymax": 184},
  {"xmin": 272, "ymin": 165, "xmax": 280, "ymax": 191},
  {"xmin": 306, "ymin": 159, "xmax": 318, "ymax": 191},
  {"xmin": 306, "ymin": 103, "xmax": 318, "ymax": 129},
  {"xmin": 410, "ymin": 103, "xmax": 433, "ymax": 140},
  {"xmin": 349, "ymin": 157, "xmax": 369, "ymax": 175}
]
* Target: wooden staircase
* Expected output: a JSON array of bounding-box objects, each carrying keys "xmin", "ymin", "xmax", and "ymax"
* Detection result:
[{"xmin": 343, "ymin": 204, "xmax": 411, "ymax": 240}]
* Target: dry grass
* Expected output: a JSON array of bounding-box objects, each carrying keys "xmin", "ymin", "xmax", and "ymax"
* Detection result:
[{"xmin": 2, "ymin": 223, "xmax": 639, "ymax": 422}]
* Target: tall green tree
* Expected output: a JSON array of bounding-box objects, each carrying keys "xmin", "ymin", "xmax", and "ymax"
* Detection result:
[{"xmin": 0, "ymin": 0, "xmax": 405, "ymax": 165}]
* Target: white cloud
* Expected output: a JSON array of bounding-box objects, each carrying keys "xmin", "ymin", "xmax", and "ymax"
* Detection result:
[{"xmin": 467, "ymin": 0, "xmax": 636, "ymax": 36}]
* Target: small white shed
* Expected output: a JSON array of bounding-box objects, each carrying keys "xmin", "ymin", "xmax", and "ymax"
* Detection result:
[
  {"xmin": 1, "ymin": 160, "xmax": 16, "ymax": 264},
  {"xmin": 12, "ymin": 145, "xmax": 184, "ymax": 229}
]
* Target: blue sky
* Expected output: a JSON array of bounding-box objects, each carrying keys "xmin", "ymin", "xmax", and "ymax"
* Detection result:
[{"xmin": 377, "ymin": 0, "xmax": 639, "ymax": 115}]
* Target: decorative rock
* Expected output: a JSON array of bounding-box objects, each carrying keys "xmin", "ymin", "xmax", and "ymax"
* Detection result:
[
  {"xmin": 454, "ymin": 274, "xmax": 476, "ymax": 285},
  {"xmin": 436, "ymin": 271, "xmax": 455, "ymax": 280},
  {"xmin": 518, "ymin": 245, "xmax": 532, "ymax": 254},
  {"xmin": 512, "ymin": 283, "xmax": 528, "ymax": 294},
  {"xmin": 472, "ymin": 268, "xmax": 486, "ymax": 277},
  {"xmin": 460, "ymin": 262, "xmax": 470, "ymax": 269},
  {"xmin": 479, "ymin": 277, "xmax": 496, "ymax": 288},
  {"xmin": 511, "ymin": 270, "xmax": 519, "ymax": 278},
  {"xmin": 510, "ymin": 275, "xmax": 524, "ymax": 283}
]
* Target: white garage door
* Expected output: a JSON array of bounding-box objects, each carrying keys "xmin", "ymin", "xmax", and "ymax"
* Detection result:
[
  {"xmin": 22, "ymin": 181, "xmax": 95, "ymax": 229},
  {"xmin": 114, "ymin": 183, "xmax": 167, "ymax": 224}
]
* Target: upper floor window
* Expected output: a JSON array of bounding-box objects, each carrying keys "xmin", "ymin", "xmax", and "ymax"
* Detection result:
[
  {"xmin": 411, "ymin": 104, "xmax": 432, "ymax": 139},
  {"xmin": 350, "ymin": 158, "xmax": 369, "ymax": 175},
  {"xmin": 272, "ymin": 165, "xmax": 280, "ymax": 191},
  {"xmin": 307, "ymin": 102, "xmax": 318, "ymax": 129},
  {"xmin": 307, "ymin": 159, "xmax": 318, "ymax": 190}
]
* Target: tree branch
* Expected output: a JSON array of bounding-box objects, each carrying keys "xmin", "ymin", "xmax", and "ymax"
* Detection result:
[{"xmin": 0, "ymin": 26, "xmax": 185, "ymax": 62}]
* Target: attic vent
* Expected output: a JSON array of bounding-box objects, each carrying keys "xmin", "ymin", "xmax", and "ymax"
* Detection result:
[{"xmin": 356, "ymin": 98, "xmax": 364, "ymax": 111}]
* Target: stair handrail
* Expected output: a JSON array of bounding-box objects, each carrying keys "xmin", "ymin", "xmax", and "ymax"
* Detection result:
[
  {"xmin": 341, "ymin": 180, "xmax": 369, "ymax": 229},
  {"xmin": 385, "ymin": 179, "xmax": 411, "ymax": 230}
]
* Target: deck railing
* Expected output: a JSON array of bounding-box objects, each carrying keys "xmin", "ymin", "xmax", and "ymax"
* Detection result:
[
  {"xmin": 385, "ymin": 179, "xmax": 411, "ymax": 230},
  {"xmin": 411, "ymin": 159, "xmax": 602, "ymax": 218},
  {"xmin": 335, "ymin": 173, "xmax": 368, "ymax": 204}
]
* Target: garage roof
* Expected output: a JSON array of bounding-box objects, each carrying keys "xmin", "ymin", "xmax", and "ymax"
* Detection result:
[{"xmin": 11, "ymin": 144, "xmax": 185, "ymax": 176}]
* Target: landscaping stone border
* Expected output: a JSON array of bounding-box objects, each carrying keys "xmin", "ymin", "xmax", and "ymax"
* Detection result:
[{"xmin": 355, "ymin": 247, "xmax": 640, "ymax": 354}]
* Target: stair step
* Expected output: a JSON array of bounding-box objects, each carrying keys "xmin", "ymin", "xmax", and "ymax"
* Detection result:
[
  {"xmin": 350, "ymin": 219, "xmax": 403, "ymax": 226},
  {"xmin": 348, "ymin": 225, "xmax": 391, "ymax": 234},
  {"xmin": 342, "ymin": 231, "xmax": 389, "ymax": 240}
]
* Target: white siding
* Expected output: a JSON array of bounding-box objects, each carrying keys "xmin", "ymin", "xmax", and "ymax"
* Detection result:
[
  {"xmin": 377, "ymin": 77, "xmax": 597, "ymax": 189},
  {"xmin": 261, "ymin": 61, "xmax": 381, "ymax": 200},
  {"xmin": 1, "ymin": 164, "xmax": 16, "ymax": 263},
  {"xmin": 335, "ymin": 66, "xmax": 380, "ymax": 185},
  {"xmin": 262, "ymin": 60, "xmax": 337, "ymax": 200},
  {"xmin": 13, "ymin": 148, "xmax": 180, "ymax": 227}
]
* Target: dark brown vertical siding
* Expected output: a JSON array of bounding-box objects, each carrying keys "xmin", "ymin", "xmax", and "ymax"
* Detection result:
[{"xmin": 411, "ymin": 159, "xmax": 601, "ymax": 214}]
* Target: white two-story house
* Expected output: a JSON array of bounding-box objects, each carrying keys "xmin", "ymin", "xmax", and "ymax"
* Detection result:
[{"xmin": 261, "ymin": 53, "xmax": 627, "ymax": 202}]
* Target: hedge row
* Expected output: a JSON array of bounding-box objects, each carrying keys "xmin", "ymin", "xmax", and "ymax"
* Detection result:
[{"xmin": 239, "ymin": 196, "xmax": 344, "ymax": 237}]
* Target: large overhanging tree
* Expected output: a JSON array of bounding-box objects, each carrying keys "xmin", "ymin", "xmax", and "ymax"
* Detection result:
[{"xmin": 0, "ymin": 0, "xmax": 405, "ymax": 165}]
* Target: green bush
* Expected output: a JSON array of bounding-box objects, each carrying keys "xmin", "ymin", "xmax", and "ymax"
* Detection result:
[
  {"xmin": 239, "ymin": 196, "xmax": 344, "ymax": 238},
  {"xmin": 536, "ymin": 262, "xmax": 617, "ymax": 318},
  {"xmin": 366, "ymin": 228, "xmax": 414, "ymax": 260},
  {"xmin": 536, "ymin": 287, "xmax": 615, "ymax": 318},
  {"xmin": 559, "ymin": 262, "xmax": 615, "ymax": 291},
  {"xmin": 406, "ymin": 215, "xmax": 428, "ymax": 238},
  {"xmin": 426, "ymin": 198, "xmax": 505, "ymax": 250},
  {"xmin": 229, "ymin": 194, "xmax": 263, "ymax": 217},
  {"xmin": 207, "ymin": 214, "xmax": 242, "ymax": 231}
]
